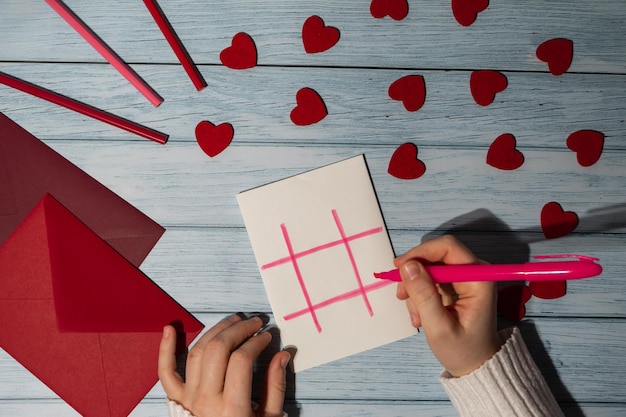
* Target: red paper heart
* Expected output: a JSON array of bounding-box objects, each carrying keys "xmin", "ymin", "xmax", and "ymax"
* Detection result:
[
  {"xmin": 529, "ymin": 280, "xmax": 567, "ymax": 299},
  {"xmin": 220, "ymin": 32, "xmax": 257, "ymax": 70},
  {"xmin": 536, "ymin": 38, "xmax": 573, "ymax": 76},
  {"xmin": 302, "ymin": 15, "xmax": 340, "ymax": 54},
  {"xmin": 540, "ymin": 202, "xmax": 579, "ymax": 239},
  {"xmin": 290, "ymin": 87, "xmax": 328, "ymax": 126},
  {"xmin": 452, "ymin": 0, "xmax": 489, "ymax": 27},
  {"xmin": 195, "ymin": 121, "xmax": 234, "ymax": 157},
  {"xmin": 470, "ymin": 70, "xmax": 507, "ymax": 106},
  {"xmin": 370, "ymin": 0, "xmax": 409, "ymax": 21},
  {"xmin": 486, "ymin": 133, "xmax": 524, "ymax": 170},
  {"xmin": 388, "ymin": 75, "xmax": 426, "ymax": 112},
  {"xmin": 388, "ymin": 143, "xmax": 426, "ymax": 180},
  {"xmin": 566, "ymin": 130, "xmax": 605, "ymax": 167},
  {"xmin": 497, "ymin": 284, "xmax": 531, "ymax": 321}
]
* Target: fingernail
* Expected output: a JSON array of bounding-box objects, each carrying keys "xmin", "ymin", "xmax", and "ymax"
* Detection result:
[
  {"xmin": 402, "ymin": 261, "xmax": 422, "ymax": 280},
  {"xmin": 162, "ymin": 325, "xmax": 170, "ymax": 339},
  {"xmin": 281, "ymin": 351, "xmax": 291, "ymax": 369}
]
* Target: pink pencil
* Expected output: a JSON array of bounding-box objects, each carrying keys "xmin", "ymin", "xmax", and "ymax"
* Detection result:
[
  {"xmin": 143, "ymin": 0, "xmax": 207, "ymax": 91},
  {"xmin": 0, "ymin": 71, "xmax": 168, "ymax": 144},
  {"xmin": 45, "ymin": 0, "xmax": 164, "ymax": 107}
]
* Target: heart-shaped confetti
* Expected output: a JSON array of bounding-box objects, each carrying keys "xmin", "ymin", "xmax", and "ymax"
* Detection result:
[
  {"xmin": 497, "ymin": 284, "xmax": 531, "ymax": 322},
  {"xmin": 195, "ymin": 121, "xmax": 234, "ymax": 157},
  {"xmin": 388, "ymin": 143, "xmax": 426, "ymax": 180},
  {"xmin": 540, "ymin": 202, "xmax": 579, "ymax": 239},
  {"xmin": 470, "ymin": 70, "xmax": 507, "ymax": 106},
  {"xmin": 529, "ymin": 280, "xmax": 567, "ymax": 300},
  {"xmin": 536, "ymin": 38, "xmax": 573, "ymax": 76},
  {"xmin": 451, "ymin": 0, "xmax": 489, "ymax": 27},
  {"xmin": 388, "ymin": 75, "xmax": 426, "ymax": 112},
  {"xmin": 290, "ymin": 87, "xmax": 328, "ymax": 126},
  {"xmin": 370, "ymin": 0, "xmax": 409, "ymax": 21},
  {"xmin": 302, "ymin": 15, "xmax": 340, "ymax": 54},
  {"xmin": 486, "ymin": 133, "xmax": 524, "ymax": 170},
  {"xmin": 220, "ymin": 32, "xmax": 257, "ymax": 70},
  {"xmin": 566, "ymin": 130, "xmax": 605, "ymax": 167}
]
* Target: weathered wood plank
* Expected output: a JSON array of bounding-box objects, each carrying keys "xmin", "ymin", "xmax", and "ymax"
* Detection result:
[
  {"xmin": 1, "ymin": 1, "xmax": 625, "ymax": 73},
  {"xmin": 0, "ymin": 399, "xmax": 624, "ymax": 417},
  {"xmin": 139, "ymin": 229, "xmax": 626, "ymax": 317},
  {"xmin": 15, "ymin": 142, "xmax": 622, "ymax": 233},
  {"xmin": 1, "ymin": 316, "xmax": 625, "ymax": 403},
  {"xmin": 0, "ymin": 63, "xmax": 624, "ymax": 147}
]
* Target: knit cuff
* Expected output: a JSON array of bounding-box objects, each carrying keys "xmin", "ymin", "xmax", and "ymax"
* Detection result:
[{"xmin": 439, "ymin": 327, "xmax": 564, "ymax": 417}]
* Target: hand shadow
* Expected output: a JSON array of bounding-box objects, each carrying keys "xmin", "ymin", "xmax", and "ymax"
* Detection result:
[{"xmin": 252, "ymin": 324, "xmax": 300, "ymax": 417}]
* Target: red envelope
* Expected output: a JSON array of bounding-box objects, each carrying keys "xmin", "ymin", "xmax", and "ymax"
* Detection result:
[
  {"xmin": 0, "ymin": 194, "xmax": 204, "ymax": 417},
  {"xmin": 0, "ymin": 112, "xmax": 164, "ymax": 267}
]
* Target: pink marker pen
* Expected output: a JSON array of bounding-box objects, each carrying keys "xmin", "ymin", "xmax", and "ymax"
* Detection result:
[{"xmin": 374, "ymin": 254, "xmax": 602, "ymax": 283}]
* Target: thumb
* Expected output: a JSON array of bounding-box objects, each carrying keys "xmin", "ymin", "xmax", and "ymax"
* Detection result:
[{"xmin": 400, "ymin": 261, "xmax": 450, "ymax": 331}]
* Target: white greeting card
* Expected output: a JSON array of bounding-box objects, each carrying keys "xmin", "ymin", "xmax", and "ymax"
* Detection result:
[{"xmin": 237, "ymin": 155, "xmax": 416, "ymax": 372}]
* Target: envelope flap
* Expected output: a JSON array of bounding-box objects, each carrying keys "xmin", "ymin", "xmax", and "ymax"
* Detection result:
[{"xmin": 41, "ymin": 194, "xmax": 202, "ymax": 333}]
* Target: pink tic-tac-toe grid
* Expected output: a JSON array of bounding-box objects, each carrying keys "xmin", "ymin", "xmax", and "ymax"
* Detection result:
[{"xmin": 261, "ymin": 208, "xmax": 393, "ymax": 333}]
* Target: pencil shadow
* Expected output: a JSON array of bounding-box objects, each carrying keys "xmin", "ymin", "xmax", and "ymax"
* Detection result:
[{"xmin": 253, "ymin": 324, "xmax": 300, "ymax": 417}]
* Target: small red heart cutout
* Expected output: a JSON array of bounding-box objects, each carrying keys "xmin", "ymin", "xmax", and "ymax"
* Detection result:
[
  {"xmin": 529, "ymin": 280, "xmax": 567, "ymax": 300},
  {"xmin": 370, "ymin": 0, "xmax": 409, "ymax": 21},
  {"xmin": 497, "ymin": 284, "xmax": 531, "ymax": 322},
  {"xmin": 290, "ymin": 87, "xmax": 328, "ymax": 126},
  {"xmin": 540, "ymin": 202, "xmax": 579, "ymax": 239},
  {"xmin": 220, "ymin": 32, "xmax": 257, "ymax": 70},
  {"xmin": 302, "ymin": 15, "xmax": 340, "ymax": 54},
  {"xmin": 470, "ymin": 70, "xmax": 507, "ymax": 106},
  {"xmin": 536, "ymin": 38, "xmax": 573, "ymax": 76},
  {"xmin": 388, "ymin": 143, "xmax": 426, "ymax": 180},
  {"xmin": 486, "ymin": 133, "xmax": 524, "ymax": 170},
  {"xmin": 195, "ymin": 121, "xmax": 234, "ymax": 157},
  {"xmin": 566, "ymin": 130, "xmax": 605, "ymax": 167},
  {"xmin": 452, "ymin": 0, "xmax": 489, "ymax": 27},
  {"xmin": 388, "ymin": 75, "xmax": 426, "ymax": 112}
]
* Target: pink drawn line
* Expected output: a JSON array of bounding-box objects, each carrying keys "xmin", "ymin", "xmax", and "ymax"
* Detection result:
[
  {"xmin": 284, "ymin": 280, "xmax": 393, "ymax": 322},
  {"xmin": 332, "ymin": 209, "xmax": 373, "ymax": 316},
  {"xmin": 0, "ymin": 71, "xmax": 168, "ymax": 144},
  {"xmin": 262, "ymin": 226, "xmax": 383, "ymax": 270},
  {"xmin": 143, "ymin": 0, "xmax": 207, "ymax": 91},
  {"xmin": 46, "ymin": 0, "xmax": 164, "ymax": 107},
  {"xmin": 281, "ymin": 224, "xmax": 321, "ymax": 332}
]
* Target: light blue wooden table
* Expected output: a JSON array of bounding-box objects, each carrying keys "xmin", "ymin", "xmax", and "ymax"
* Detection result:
[{"xmin": 1, "ymin": 1, "xmax": 625, "ymax": 415}]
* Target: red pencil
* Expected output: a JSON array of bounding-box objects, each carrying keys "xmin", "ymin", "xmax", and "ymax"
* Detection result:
[
  {"xmin": 45, "ymin": 0, "xmax": 164, "ymax": 107},
  {"xmin": 143, "ymin": 0, "xmax": 207, "ymax": 91},
  {"xmin": 0, "ymin": 71, "xmax": 168, "ymax": 144}
]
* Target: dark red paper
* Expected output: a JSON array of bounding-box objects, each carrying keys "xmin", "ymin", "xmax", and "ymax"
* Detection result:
[
  {"xmin": 195, "ymin": 120, "xmax": 234, "ymax": 157},
  {"xmin": 220, "ymin": 32, "xmax": 257, "ymax": 70},
  {"xmin": 290, "ymin": 87, "xmax": 328, "ymax": 126},
  {"xmin": 529, "ymin": 280, "xmax": 567, "ymax": 300},
  {"xmin": 0, "ymin": 112, "xmax": 164, "ymax": 266},
  {"xmin": 470, "ymin": 70, "xmax": 507, "ymax": 106},
  {"xmin": 536, "ymin": 38, "xmax": 573, "ymax": 76},
  {"xmin": 370, "ymin": 0, "xmax": 409, "ymax": 21},
  {"xmin": 486, "ymin": 133, "xmax": 525, "ymax": 170},
  {"xmin": 451, "ymin": 0, "xmax": 489, "ymax": 27},
  {"xmin": 497, "ymin": 284, "xmax": 531, "ymax": 321},
  {"xmin": 566, "ymin": 130, "xmax": 605, "ymax": 167},
  {"xmin": 540, "ymin": 201, "xmax": 579, "ymax": 239},
  {"xmin": 388, "ymin": 75, "xmax": 426, "ymax": 112},
  {"xmin": 0, "ymin": 195, "xmax": 204, "ymax": 417},
  {"xmin": 388, "ymin": 143, "xmax": 426, "ymax": 180},
  {"xmin": 302, "ymin": 15, "xmax": 340, "ymax": 54}
]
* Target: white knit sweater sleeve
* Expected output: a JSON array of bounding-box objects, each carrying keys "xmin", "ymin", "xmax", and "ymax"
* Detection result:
[
  {"xmin": 439, "ymin": 327, "xmax": 564, "ymax": 417},
  {"xmin": 166, "ymin": 399, "xmax": 287, "ymax": 417}
]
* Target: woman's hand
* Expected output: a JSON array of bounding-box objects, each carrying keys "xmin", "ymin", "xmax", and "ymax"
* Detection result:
[
  {"xmin": 158, "ymin": 314, "xmax": 290, "ymax": 417},
  {"xmin": 395, "ymin": 235, "xmax": 502, "ymax": 377}
]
